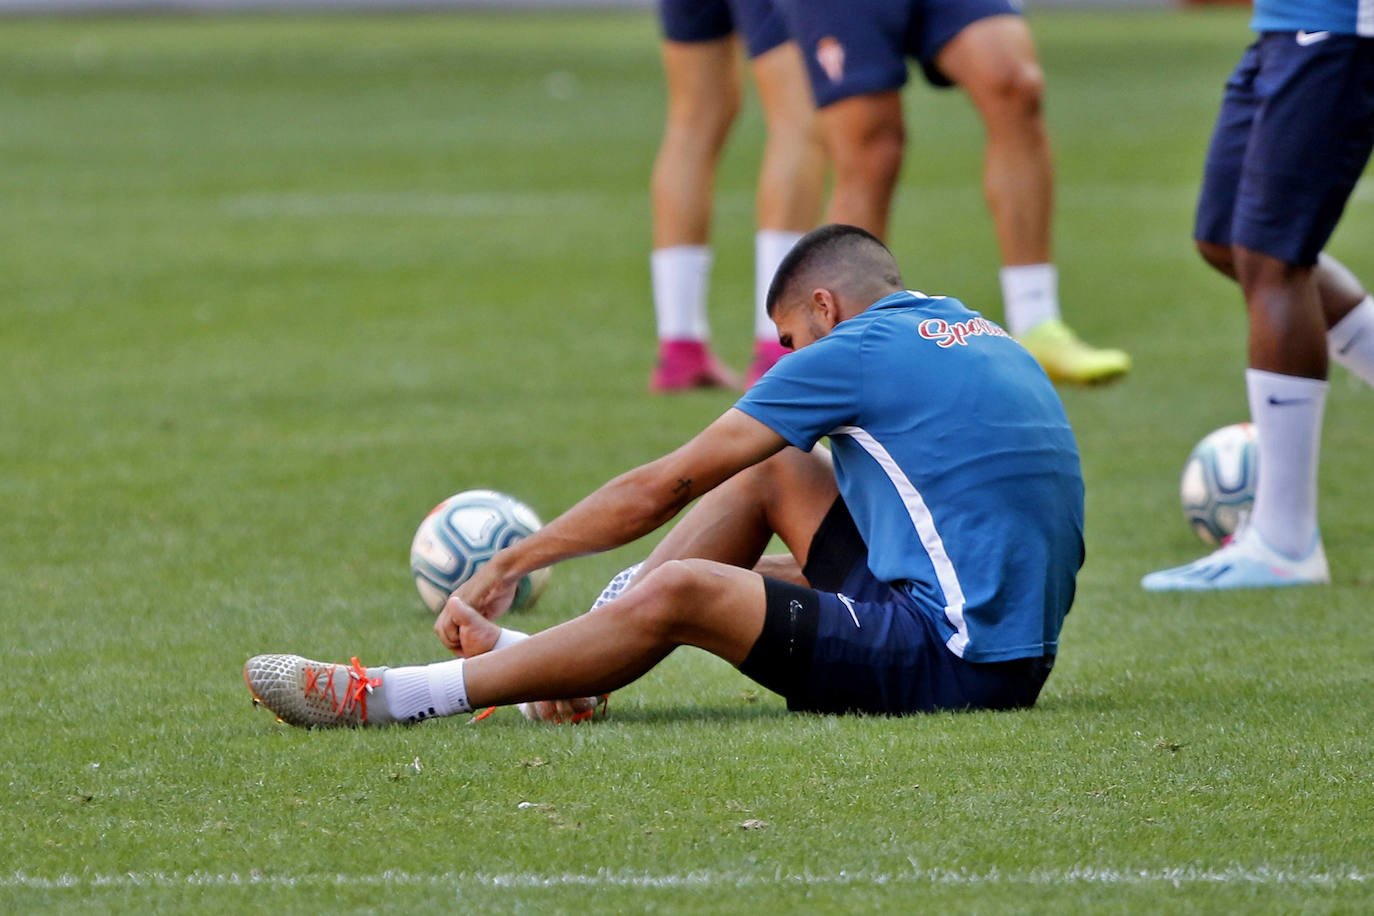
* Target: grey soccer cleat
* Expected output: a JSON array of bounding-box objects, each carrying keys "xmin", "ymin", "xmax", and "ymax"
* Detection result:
[{"xmin": 244, "ymin": 654, "xmax": 395, "ymax": 728}]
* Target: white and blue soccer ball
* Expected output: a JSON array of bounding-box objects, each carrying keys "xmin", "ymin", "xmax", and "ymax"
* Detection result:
[
  {"xmin": 410, "ymin": 489, "xmax": 551, "ymax": 613},
  {"xmin": 1179, "ymin": 422, "xmax": 1258, "ymax": 545}
]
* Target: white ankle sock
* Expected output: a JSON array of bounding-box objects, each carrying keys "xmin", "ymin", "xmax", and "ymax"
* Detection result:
[
  {"xmin": 382, "ymin": 627, "xmax": 531, "ymax": 722},
  {"xmin": 651, "ymin": 245, "xmax": 712, "ymax": 341},
  {"xmin": 384, "ymin": 658, "xmax": 470, "ymax": 723},
  {"xmin": 1328, "ymin": 295, "xmax": 1374, "ymax": 388},
  {"xmin": 755, "ymin": 230, "xmax": 803, "ymax": 341},
  {"xmin": 1000, "ymin": 263, "xmax": 1060, "ymax": 336},
  {"xmin": 1246, "ymin": 368, "xmax": 1328, "ymax": 558}
]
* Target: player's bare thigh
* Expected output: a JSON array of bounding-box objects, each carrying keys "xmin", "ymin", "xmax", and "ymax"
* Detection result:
[
  {"xmin": 816, "ymin": 90, "xmax": 904, "ymax": 236},
  {"xmin": 934, "ymin": 14, "xmax": 1043, "ymax": 110},
  {"xmin": 661, "ymin": 36, "xmax": 744, "ymax": 129},
  {"xmin": 649, "ymin": 444, "xmax": 838, "ymax": 569}
]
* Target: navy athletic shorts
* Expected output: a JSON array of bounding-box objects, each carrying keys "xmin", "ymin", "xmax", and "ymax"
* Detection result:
[
  {"xmin": 739, "ymin": 499, "xmax": 1054, "ymax": 715},
  {"xmin": 773, "ymin": 0, "xmax": 1023, "ymax": 105},
  {"xmin": 658, "ymin": 0, "xmax": 790, "ymax": 59},
  {"xmin": 1194, "ymin": 32, "xmax": 1374, "ymax": 266}
]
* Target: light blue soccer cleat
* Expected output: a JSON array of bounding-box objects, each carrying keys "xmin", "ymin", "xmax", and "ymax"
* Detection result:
[{"xmin": 1141, "ymin": 526, "xmax": 1330, "ymax": 592}]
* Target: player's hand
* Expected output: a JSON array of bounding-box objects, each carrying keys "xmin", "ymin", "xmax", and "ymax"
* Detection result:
[
  {"xmin": 435, "ymin": 594, "xmax": 502, "ymax": 657},
  {"xmin": 452, "ymin": 556, "xmax": 520, "ymax": 621}
]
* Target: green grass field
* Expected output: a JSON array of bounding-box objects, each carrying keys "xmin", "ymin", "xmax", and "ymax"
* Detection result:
[{"xmin": 3, "ymin": 7, "xmax": 1372, "ymax": 912}]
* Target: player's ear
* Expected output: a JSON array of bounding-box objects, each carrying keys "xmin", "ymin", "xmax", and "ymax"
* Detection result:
[{"xmin": 811, "ymin": 288, "xmax": 841, "ymax": 329}]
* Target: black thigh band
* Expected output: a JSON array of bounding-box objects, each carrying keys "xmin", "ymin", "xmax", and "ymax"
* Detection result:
[{"xmin": 738, "ymin": 577, "xmax": 820, "ymax": 703}]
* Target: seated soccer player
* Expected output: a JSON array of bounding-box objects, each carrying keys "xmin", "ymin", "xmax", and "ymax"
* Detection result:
[{"xmin": 244, "ymin": 225, "xmax": 1084, "ymax": 726}]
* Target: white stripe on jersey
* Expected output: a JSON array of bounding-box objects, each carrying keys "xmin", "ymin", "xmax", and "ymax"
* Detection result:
[
  {"xmin": 830, "ymin": 425, "xmax": 971, "ymax": 657},
  {"xmin": 1360, "ymin": 0, "xmax": 1373, "ymax": 36}
]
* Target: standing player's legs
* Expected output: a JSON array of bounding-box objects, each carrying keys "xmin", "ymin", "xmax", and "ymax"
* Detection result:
[
  {"xmin": 1196, "ymin": 245, "xmax": 1374, "ymax": 388},
  {"xmin": 935, "ymin": 14, "xmax": 1130, "ymax": 384},
  {"xmin": 778, "ymin": 0, "xmax": 1129, "ymax": 384},
  {"xmin": 935, "ymin": 16, "xmax": 1051, "ymax": 273},
  {"xmin": 648, "ymin": 24, "xmax": 745, "ymax": 392},
  {"xmin": 1143, "ymin": 34, "xmax": 1374, "ymax": 591},
  {"xmin": 816, "ymin": 91, "xmax": 906, "ymax": 240},
  {"xmin": 770, "ymin": 0, "xmax": 912, "ymax": 240},
  {"xmin": 244, "ymin": 448, "xmax": 843, "ymax": 727},
  {"xmin": 747, "ymin": 39, "xmax": 827, "ymax": 384}
]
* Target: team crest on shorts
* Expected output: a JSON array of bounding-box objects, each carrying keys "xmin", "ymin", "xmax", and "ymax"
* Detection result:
[{"xmin": 816, "ymin": 36, "xmax": 845, "ymax": 83}]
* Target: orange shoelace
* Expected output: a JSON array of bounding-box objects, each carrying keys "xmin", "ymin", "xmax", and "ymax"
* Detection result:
[
  {"xmin": 302, "ymin": 656, "xmax": 381, "ymax": 723},
  {"xmin": 571, "ymin": 694, "xmax": 610, "ymax": 724}
]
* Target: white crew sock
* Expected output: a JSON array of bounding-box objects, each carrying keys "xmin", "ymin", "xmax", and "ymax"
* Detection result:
[
  {"xmin": 384, "ymin": 658, "xmax": 470, "ymax": 722},
  {"xmin": 651, "ymin": 245, "xmax": 712, "ymax": 341},
  {"xmin": 1328, "ymin": 295, "xmax": 1374, "ymax": 388},
  {"xmin": 383, "ymin": 628, "xmax": 530, "ymax": 722},
  {"xmin": 1000, "ymin": 263, "xmax": 1061, "ymax": 336},
  {"xmin": 1246, "ymin": 368, "xmax": 1328, "ymax": 559},
  {"xmin": 755, "ymin": 230, "xmax": 803, "ymax": 341}
]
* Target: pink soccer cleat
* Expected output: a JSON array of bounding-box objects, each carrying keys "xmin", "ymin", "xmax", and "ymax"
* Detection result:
[
  {"xmin": 746, "ymin": 339, "xmax": 790, "ymax": 387},
  {"xmin": 649, "ymin": 340, "xmax": 741, "ymax": 393}
]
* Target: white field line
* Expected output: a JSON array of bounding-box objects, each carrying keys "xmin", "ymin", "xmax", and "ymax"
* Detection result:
[{"xmin": 3, "ymin": 865, "xmax": 1367, "ymax": 891}]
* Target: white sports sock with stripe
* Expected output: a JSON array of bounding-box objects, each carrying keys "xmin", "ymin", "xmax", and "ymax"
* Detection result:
[{"xmin": 1246, "ymin": 368, "xmax": 1328, "ymax": 559}]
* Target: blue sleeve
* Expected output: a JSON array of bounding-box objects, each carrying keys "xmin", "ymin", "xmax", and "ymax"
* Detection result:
[{"xmin": 733, "ymin": 335, "xmax": 860, "ymax": 450}]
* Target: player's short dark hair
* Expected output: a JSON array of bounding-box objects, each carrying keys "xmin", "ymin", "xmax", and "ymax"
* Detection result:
[{"xmin": 766, "ymin": 224, "xmax": 900, "ymax": 316}]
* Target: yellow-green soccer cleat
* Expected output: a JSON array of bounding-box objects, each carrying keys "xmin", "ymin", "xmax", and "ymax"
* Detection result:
[
  {"xmin": 1016, "ymin": 318, "xmax": 1131, "ymax": 385},
  {"xmin": 244, "ymin": 654, "xmax": 395, "ymax": 728}
]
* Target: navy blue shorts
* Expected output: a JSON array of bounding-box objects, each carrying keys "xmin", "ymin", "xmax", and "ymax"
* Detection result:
[
  {"xmin": 658, "ymin": 0, "xmax": 789, "ymax": 59},
  {"xmin": 773, "ymin": 0, "xmax": 1022, "ymax": 105},
  {"xmin": 739, "ymin": 499, "xmax": 1054, "ymax": 715},
  {"xmin": 1195, "ymin": 32, "xmax": 1374, "ymax": 266}
]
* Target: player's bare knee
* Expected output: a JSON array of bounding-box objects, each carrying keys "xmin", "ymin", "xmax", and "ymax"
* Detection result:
[
  {"xmin": 857, "ymin": 131, "xmax": 905, "ymax": 182},
  {"xmin": 1196, "ymin": 240, "xmax": 1235, "ymax": 278},
  {"xmin": 976, "ymin": 61, "xmax": 1045, "ymax": 119},
  {"xmin": 685, "ymin": 91, "xmax": 741, "ymax": 138},
  {"xmin": 611, "ymin": 559, "xmax": 703, "ymax": 637},
  {"xmin": 834, "ymin": 122, "xmax": 904, "ymax": 186},
  {"xmin": 1234, "ymin": 246, "xmax": 1305, "ymax": 294}
]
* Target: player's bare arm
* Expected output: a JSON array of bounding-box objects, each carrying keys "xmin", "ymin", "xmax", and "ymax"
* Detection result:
[{"xmin": 440, "ymin": 408, "xmax": 787, "ymax": 630}]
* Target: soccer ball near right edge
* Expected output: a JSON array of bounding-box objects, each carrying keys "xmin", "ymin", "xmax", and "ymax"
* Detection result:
[{"xmin": 1179, "ymin": 422, "xmax": 1258, "ymax": 545}]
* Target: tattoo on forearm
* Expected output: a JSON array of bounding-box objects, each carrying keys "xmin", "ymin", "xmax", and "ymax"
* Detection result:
[{"xmin": 672, "ymin": 478, "xmax": 693, "ymax": 500}]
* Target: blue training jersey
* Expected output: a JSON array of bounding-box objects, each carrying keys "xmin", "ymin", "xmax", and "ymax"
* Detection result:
[
  {"xmin": 1251, "ymin": 0, "xmax": 1373, "ymax": 36},
  {"xmin": 735, "ymin": 291, "xmax": 1085, "ymax": 663}
]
